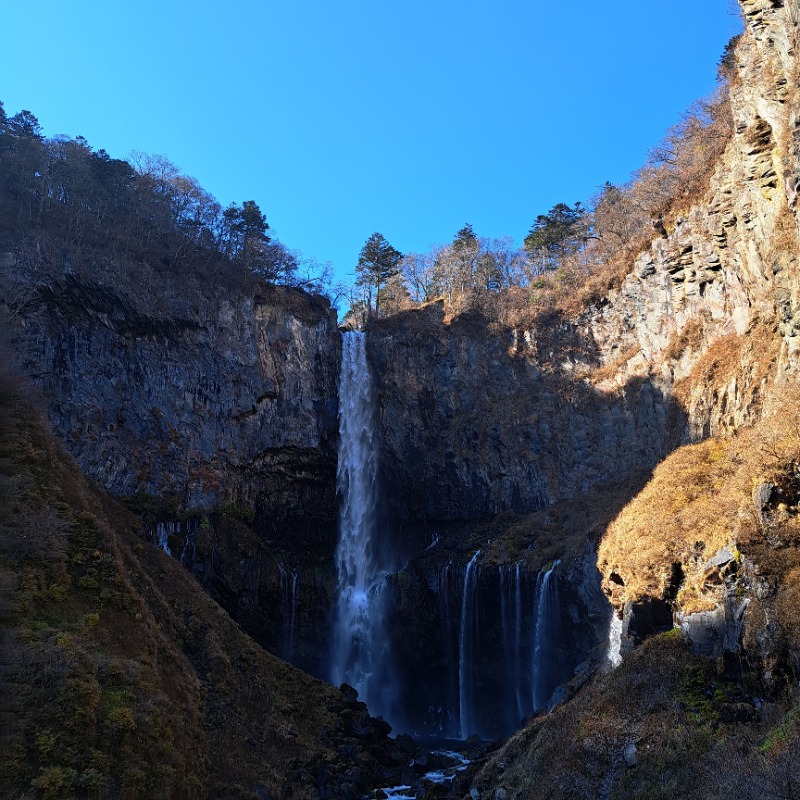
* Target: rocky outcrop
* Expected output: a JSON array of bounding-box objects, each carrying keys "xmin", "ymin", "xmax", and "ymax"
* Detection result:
[
  {"xmin": 595, "ymin": 0, "xmax": 800, "ymax": 662},
  {"xmin": 578, "ymin": 0, "xmax": 800, "ymax": 435}
]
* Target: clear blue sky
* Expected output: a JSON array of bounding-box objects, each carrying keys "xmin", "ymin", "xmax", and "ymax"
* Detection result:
[{"xmin": 2, "ymin": 1, "xmax": 742, "ymax": 285}]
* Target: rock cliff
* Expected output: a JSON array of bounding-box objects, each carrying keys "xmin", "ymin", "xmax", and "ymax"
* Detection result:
[
  {"xmin": 9, "ymin": 270, "xmax": 340, "ymax": 531},
  {"xmin": 367, "ymin": 0, "xmax": 799, "ymax": 527},
  {"xmin": 476, "ymin": 3, "xmax": 800, "ymax": 795},
  {"xmin": 579, "ymin": 0, "xmax": 800, "ymax": 430},
  {"xmin": 367, "ymin": 305, "xmax": 684, "ymax": 525}
]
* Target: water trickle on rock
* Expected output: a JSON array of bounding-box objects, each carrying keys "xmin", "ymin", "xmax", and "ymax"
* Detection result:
[
  {"xmin": 607, "ymin": 611, "xmax": 623, "ymax": 668},
  {"xmin": 279, "ymin": 564, "xmax": 299, "ymax": 663},
  {"xmin": 156, "ymin": 522, "xmax": 173, "ymax": 556}
]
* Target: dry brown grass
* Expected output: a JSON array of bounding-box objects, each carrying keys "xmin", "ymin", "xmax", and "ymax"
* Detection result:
[
  {"xmin": 588, "ymin": 342, "xmax": 643, "ymax": 386},
  {"xmin": 663, "ymin": 315, "xmax": 707, "ymax": 364},
  {"xmin": 598, "ymin": 438, "xmax": 736, "ymax": 608},
  {"xmin": 474, "ymin": 631, "xmax": 797, "ymax": 800},
  {"xmin": 599, "ymin": 385, "xmax": 800, "ymax": 614},
  {"xmin": 0, "ymin": 379, "xmax": 398, "ymax": 799},
  {"xmin": 673, "ymin": 318, "xmax": 780, "ymax": 408}
]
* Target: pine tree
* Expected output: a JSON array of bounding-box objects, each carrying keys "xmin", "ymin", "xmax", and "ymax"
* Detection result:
[{"xmin": 355, "ymin": 232, "xmax": 403, "ymax": 316}]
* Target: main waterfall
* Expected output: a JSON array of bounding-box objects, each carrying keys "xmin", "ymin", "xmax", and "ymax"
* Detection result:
[
  {"xmin": 330, "ymin": 331, "xmax": 394, "ymax": 718},
  {"xmin": 328, "ymin": 332, "xmax": 574, "ymax": 736}
]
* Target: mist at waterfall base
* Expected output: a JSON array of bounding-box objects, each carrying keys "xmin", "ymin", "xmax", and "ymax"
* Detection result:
[{"xmin": 327, "ymin": 331, "xmax": 573, "ymax": 740}]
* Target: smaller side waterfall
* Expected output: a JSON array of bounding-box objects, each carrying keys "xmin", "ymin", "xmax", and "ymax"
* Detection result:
[
  {"xmin": 154, "ymin": 520, "xmax": 198, "ymax": 561},
  {"xmin": 607, "ymin": 611, "xmax": 623, "ymax": 668},
  {"xmin": 278, "ymin": 564, "xmax": 299, "ymax": 663},
  {"xmin": 499, "ymin": 563, "xmax": 528, "ymax": 724},
  {"xmin": 156, "ymin": 522, "xmax": 174, "ymax": 556},
  {"xmin": 514, "ymin": 563, "xmax": 525, "ymax": 720},
  {"xmin": 532, "ymin": 559, "xmax": 560, "ymax": 712},
  {"xmin": 438, "ymin": 562, "xmax": 459, "ymax": 738},
  {"xmin": 459, "ymin": 551, "xmax": 480, "ymax": 740}
]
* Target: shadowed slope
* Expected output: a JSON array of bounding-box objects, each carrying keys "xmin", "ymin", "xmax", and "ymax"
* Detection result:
[{"xmin": 0, "ymin": 377, "xmax": 402, "ymax": 799}]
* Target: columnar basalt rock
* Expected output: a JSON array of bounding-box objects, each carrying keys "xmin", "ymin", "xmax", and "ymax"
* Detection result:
[
  {"xmin": 576, "ymin": 0, "xmax": 800, "ymax": 433},
  {"xmin": 366, "ymin": 307, "xmax": 684, "ymax": 524}
]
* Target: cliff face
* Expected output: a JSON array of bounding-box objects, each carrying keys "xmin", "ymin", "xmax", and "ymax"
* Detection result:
[
  {"xmin": 4, "ymin": 269, "xmax": 347, "ymax": 683},
  {"xmin": 475, "ymin": 5, "xmax": 800, "ymax": 795},
  {"xmin": 12, "ymin": 272, "xmax": 340, "ymax": 528},
  {"xmin": 591, "ymin": 0, "xmax": 800, "ymax": 643},
  {"xmin": 580, "ymin": 0, "xmax": 800, "ymax": 434},
  {"xmin": 367, "ymin": 308, "xmax": 683, "ymax": 524},
  {"xmin": 0, "ymin": 384, "xmax": 412, "ymax": 800}
]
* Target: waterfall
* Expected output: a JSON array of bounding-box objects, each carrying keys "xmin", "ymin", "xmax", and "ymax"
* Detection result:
[
  {"xmin": 607, "ymin": 611, "xmax": 623, "ymax": 668},
  {"xmin": 179, "ymin": 521, "xmax": 197, "ymax": 568},
  {"xmin": 532, "ymin": 559, "xmax": 560, "ymax": 712},
  {"xmin": 438, "ymin": 562, "xmax": 459, "ymax": 738},
  {"xmin": 156, "ymin": 522, "xmax": 173, "ymax": 556},
  {"xmin": 289, "ymin": 571, "xmax": 298, "ymax": 661},
  {"xmin": 499, "ymin": 563, "xmax": 527, "ymax": 725},
  {"xmin": 330, "ymin": 331, "xmax": 391, "ymax": 717},
  {"xmin": 499, "ymin": 565, "xmax": 512, "ymax": 696},
  {"xmin": 279, "ymin": 564, "xmax": 299, "ymax": 663},
  {"xmin": 458, "ymin": 550, "xmax": 480, "ymax": 740},
  {"xmin": 513, "ymin": 562, "xmax": 525, "ymax": 720}
]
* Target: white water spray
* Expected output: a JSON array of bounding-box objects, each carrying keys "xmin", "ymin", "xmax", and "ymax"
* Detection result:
[
  {"xmin": 156, "ymin": 522, "xmax": 173, "ymax": 556},
  {"xmin": 499, "ymin": 562, "xmax": 527, "ymax": 723},
  {"xmin": 330, "ymin": 331, "xmax": 390, "ymax": 714}
]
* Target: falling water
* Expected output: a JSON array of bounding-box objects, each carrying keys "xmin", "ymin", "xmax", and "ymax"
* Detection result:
[
  {"xmin": 499, "ymin": 562, "xmax": 528, "ymax": 724},
  {"xmin": 532, "ymin": 559, "xmax": 560, "ymax": 712},
  {"xmin": 279, "ymin": 564, "xmax": 299, "ymax": 662},
  {"xmin": 156, "ymin": 522, "xmax": 173, "ymax": 556},
  {"xmin": 330, "ymin": 331, "xmax": 391, "ymax": 716},
  {"xmin": 438, "ymin": 562, "xmax": 459, "ymax": 738},
  {"xmin": 607, "ymin": 611, "xmax": 623, "ymax": 668},
  {"xmin": 459, "ymin": 550, "xmax": 480, "ymax": 739},
  {"xmin": 515, "ymin": 563, "xmax": 527, "ymax": 718}
]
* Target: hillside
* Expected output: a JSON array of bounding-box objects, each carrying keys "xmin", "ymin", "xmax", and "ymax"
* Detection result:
[{"xmin": 0, "ymin": 375, "xmax": 409, "ymax": 798}]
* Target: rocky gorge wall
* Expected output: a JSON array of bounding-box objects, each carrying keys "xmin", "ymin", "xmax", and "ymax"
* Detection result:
[
  {"xmin": 566, "ymin": 0, "xmax": 800, "ymax": 725},
  {"xmin": 2, "ymin": 261, "xmax": 627, "ymax": 734},
  {"xmin": 365, "ymin": 1, "xmax": 800, "ymax": 528},
  {"xmin": 578, "ymin": 0, "xmax": 800, "ymax": 434},
  {"xmin": 10, "ymin": 271, "xmax": 340, "ymax": 533},
  {"xmin": 3, "ymin": 268, "xmax": 351, "ymax": 677},
  {"xmin": 366, "ymin": 306, "xmax": 684, "ymax": 525}
]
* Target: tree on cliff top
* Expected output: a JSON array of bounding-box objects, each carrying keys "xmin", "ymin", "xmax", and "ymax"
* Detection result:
[
  {"xmin": 355, "ymin": 232, "xmax": 403, "ymax": 316},
  {"xmin": 523, "ymin": 202, "xmax": 588, "ymax": 274}
]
